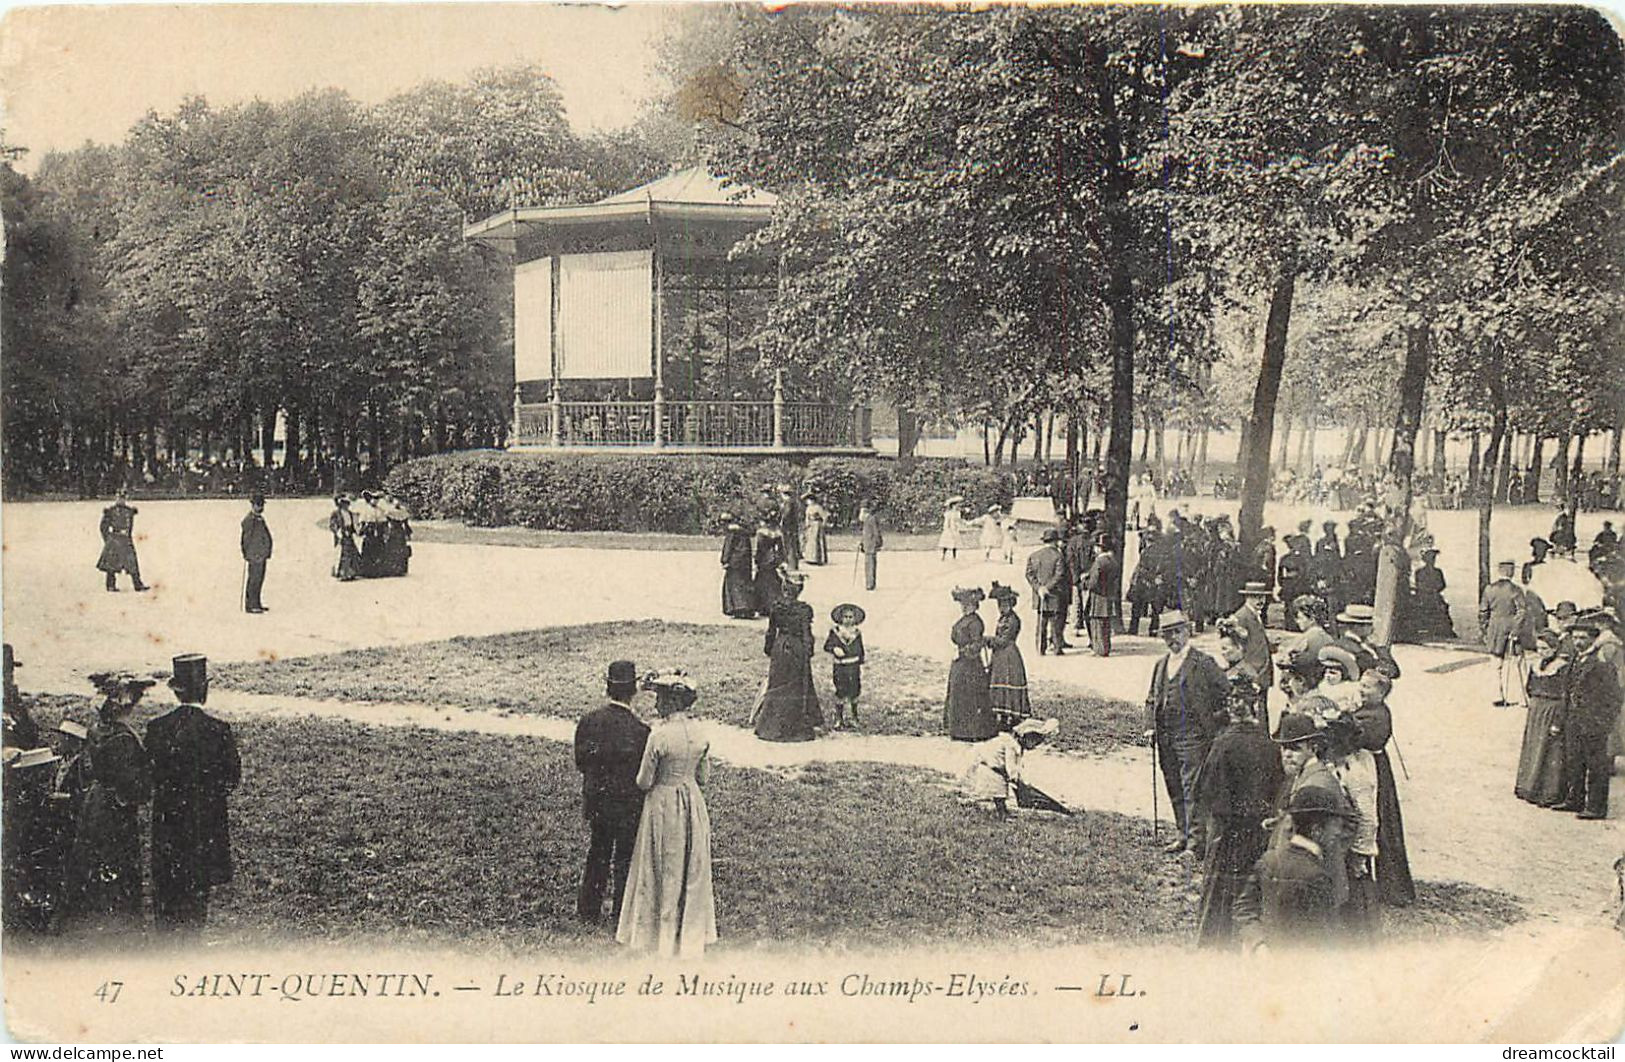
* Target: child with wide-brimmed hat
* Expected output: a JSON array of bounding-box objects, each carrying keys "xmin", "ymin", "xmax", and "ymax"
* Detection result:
[{"xmin": 823, "ymin": 603, "xmax": 867, "ymax": 730}]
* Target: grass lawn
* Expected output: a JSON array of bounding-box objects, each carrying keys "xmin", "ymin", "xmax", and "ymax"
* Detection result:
[
  {"xmin": 212, "ymin": 621, "xmax": 1146, "ymax": 756},
  {"xmin": 15, "ymin": 697, "xmax": 1522, "ymax": 953}
]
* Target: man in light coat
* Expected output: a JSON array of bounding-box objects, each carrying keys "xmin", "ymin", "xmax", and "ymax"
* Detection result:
[{"xmin": 1480, "ymin": 559, "xmax": 1528, "ymax": 707}]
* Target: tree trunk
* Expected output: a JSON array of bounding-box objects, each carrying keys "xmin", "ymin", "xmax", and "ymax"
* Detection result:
[
  {"xmin": 1137, "ymin": 412, "xmax": 1150, "ymax": 464},
  {"xmin": 1568, "ymin": 430, "xmax": 1587, "ymax": 514},
  {"xmin": 1372, "ymin": 322, "xmax": 1429, "ymax": 647},
  {"xmin": 1153, "ymin": 415, "xmax": 1166, "ymax": 473},
  {"xmin": 1045, "ymin": 410, "xmax": 1056, "ymax": 463},
  {"xmin": 1477, "ymin": 348, "xmax": 1508, "ymax": 601},
  {"xmin": 1494, "ymin": 426, "xmax": 1514, "ymax": 504},
  {"xmin": 1034, "ymin": 413, "xmax": 1045, "ymax": 464},
  {"xmin": 1527, "ymin": 435, "xmax": 1545, "ymax": 505},
  {"xmin": 1276, "ymin": 413, "xmax": 1293, "ymax": 469},
  {"xmin": 1608, "ymin": 405, "xmax": 1624, "ymax": 482},
  {"xmin": 1096, "ymin": 49, "xmax": 1136, "ymax": 574},
  {"xmin": 1197, "ymin": 427, "xmax": 1210, "ymax": 484},
  {"xmin": 1065, "ymin": 415, "xmax": 1080, "ymax": 516},
  {"xmin": 895, "ymin": 405, "xmax": 920, "ymax": 467},
  {"xmin": 260, "ymin": 407, "xmax": 277, "ymax": 472},
  {"xmin": 1553, "ymin": 429, "xmax": 1572, "ymax": 505},
  {"xmin": 1466, "ymin": 432, "xmax": 1482, "ymax": 488},
  {"xmin": 285, "ymin": 405, "xmax": 302, "ymax": 479},
  {"xmin": 1238, "ymin": 265, "xmax": 1296, "ymax": 554},
  {"xmin": 1431, "ymin": 429, "xmax": 1447, "ymax": 481}
]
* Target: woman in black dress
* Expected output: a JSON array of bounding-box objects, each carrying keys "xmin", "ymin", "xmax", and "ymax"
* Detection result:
[
  {"xmin": 945, "ymin": 587, "xmax": 997, "ymax": 742},
  {"xmin": 1515, "ymin": 628, "xmax": 1569, "ymax": 808},
  {"xmin": 719, "ymin": 514, "xmax": 756, "ymax": 619},
  {"xmin": 1354, "ymin": 670, "xmax": 1416, "ymax": 906},
  {"xmin": 755, "ymin": 573, "xmax": 823, "ymax": 742},
  {"xmin": 69, "ymin": 672, "xmax": 155, "ymax": 930},
  {"xmin": 985, "ymin": 583, "xmax": 1030, "ymax": 731},
  {"xmin": 752, "ymin": 526, "xmax": 785, "ymax": 618}
]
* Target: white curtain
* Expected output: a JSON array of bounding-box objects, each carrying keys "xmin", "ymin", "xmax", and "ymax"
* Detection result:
[
  {"xmin": 558, "ymin": 250, "xmax": 653, "ymax": 380},
  {"xmin": 512, "ymin": 258, "xmax": 553, "ymax": 385}
]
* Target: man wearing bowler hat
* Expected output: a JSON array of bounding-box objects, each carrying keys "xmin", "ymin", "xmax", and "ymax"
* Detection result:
[
  {"xmin": 148, "ymin": 654, "xmax": 241, "ymax": 931},
  {"xmin": 574, "ymin": 661, "xmax": 650, "ymax": 924},
  {"xmin": 240, "ymin": 493, "xmax": 274, "ymax": 614},
  {"xmin": 1231, "ymin": 583, "xmax": 1276, "ymax": 693},
  {"xmin": 1026, "ymin": 528, "xmax": 1069, "ymax": 655},
  {"xmin": 1143, "ymin": 610, "xmax": 1228, "ymax": 854}
]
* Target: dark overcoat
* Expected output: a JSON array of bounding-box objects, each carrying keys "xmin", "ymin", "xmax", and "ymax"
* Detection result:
[
  {"xmin": 573, "ymin": 702, "xmax": 651, "ymax": 825},
  {"xmin": 148, "ymin": 704, "xmax": 241, "ymax": 897}
]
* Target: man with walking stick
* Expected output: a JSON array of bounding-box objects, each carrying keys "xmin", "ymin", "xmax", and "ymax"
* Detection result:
[
  {"xmin": 857, "ymin": 502, "xmax": 883, "ymax": 592},
  {"xmin": 1143, "ymin": 610, "xmax": 1227, "ymax": 855},
  {"xmin": 240, "ymin": 493, "xmax": 273, "ymax": 614}
]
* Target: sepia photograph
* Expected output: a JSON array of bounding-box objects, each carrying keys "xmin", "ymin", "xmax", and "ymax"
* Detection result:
[{"xmin": 0, "ymin": 0, "xmax": 1623, "ymax": 1045}]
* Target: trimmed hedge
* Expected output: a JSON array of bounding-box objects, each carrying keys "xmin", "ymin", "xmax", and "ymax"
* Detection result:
[{"xmin": 384, "ymin": 451, "xmax": 1015, "ymax": 534}]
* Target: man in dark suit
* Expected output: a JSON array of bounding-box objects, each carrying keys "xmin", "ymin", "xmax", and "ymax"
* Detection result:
[
  {"xmin": 1143, "ymin": 610, "xmax": 1227, "ymax": 854},
  {"xmin": 1556, "ymin": 620, "xmax": 1621, "ymax": 819},
  {"xmin": 1479, "ymin": 559, "xmax": 1528, "ymax": 707},
  {"xmin": 1065, "ymin": 520, "xmax": 1095, "ymax": 639},
  {"xmin": 1231, "ymin": 583, "xmax": 1275, "ymax": 689},
  {"xmin": 574, "ymin": 660, "xmax": 651, "ymax": 924},
  {"xmin": 858, "ymin": 503, "xmax": 883, "ymax": 592},
  {"xmin": 148, "ymin": 653, "xmax": 241, "ymax": 931},
  {"xmin": 1081, "ymin": 532, "xmax": 1121, "ymax": 657},
  {"xmin": 1026, "ymin": 528, "xmax": 1068, "ymax": 655},
  {"xmin": 240, "ymin": 493, "xmax": 273, "ymax": 613}
]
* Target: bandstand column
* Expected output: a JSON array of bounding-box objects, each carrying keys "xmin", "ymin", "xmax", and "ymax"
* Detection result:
[
  {"xmin": 549, "ymin": 256, "xmax": 562, "ymax": 447},
  {"xmin": 773, "ymin": 369, "xmax": 786, "ymax": 449},
  {"xmin": 652, "ymin": 245, "xmax": 666, "ymax": 448}
]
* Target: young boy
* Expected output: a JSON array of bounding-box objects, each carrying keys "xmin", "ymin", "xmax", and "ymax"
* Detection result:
[{"xmin": 823, "ymin": 603, "xmax": 867, "ymax": 729}]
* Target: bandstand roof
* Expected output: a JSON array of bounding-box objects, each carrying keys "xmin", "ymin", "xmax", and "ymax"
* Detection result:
[{"xmin": 463, "ymin": 166, "xmax": 777, "ymax": 263}]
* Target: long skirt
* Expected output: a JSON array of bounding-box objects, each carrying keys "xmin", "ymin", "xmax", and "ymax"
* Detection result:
[
  {"xmin": 722, "ymin": 566, "xmax": 755, "ymax": 617},
  {"xmin": 334, "ymin": 536, "xmax": 360, "ymax": 580},
  {"xmin": 1197, "ymin": 815, "xmax": 1268, "ymax": 949},
  {"xmin": 802, "ymin": 523, "xmax": 829, "ymax": 566},
  {"xmin": 1372, "ymin": 751, "xmax": 1415, "ymax": 905},
  {"xmin": 616, "ymin": 781, "xmax": 717, "ymax": 958},
  {"xmin": 988, "ymin": 644, "xmax": 1030, "ymax": 727},
  {"xmin": 68, "ymin": 787, "xmax": 143, "ymax": 928},
  {"xmin": 753, "ymin": 566, "xmax": 781, "ymax": 616},
  {"xmin": 755, "ymin": 642, "xmax": 822, "ymax": 742},
  {"xmin": 1515, "ymin": 693, "xmax": 1567, "ymax": 807},
  {"xmin": 945, "ymin": 657, "xmax": 997, "ymax": 742},
  {"xmin": 832, "ymin": 663, "xmax": 861, "ymax": 701}
]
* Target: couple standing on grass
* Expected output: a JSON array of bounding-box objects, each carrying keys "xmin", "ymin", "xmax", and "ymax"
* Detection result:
[{"xmin": 573, "ymin": 660, "xmax": 717, "ymax": 959}]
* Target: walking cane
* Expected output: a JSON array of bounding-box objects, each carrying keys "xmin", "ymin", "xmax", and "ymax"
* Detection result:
[
  {"xmin": 851, "ymin": 544, "xmax": 861, "ymax": 587},
  {"xmin": 1150, "ymin": 730, "xmax": 1161, "ymax": 845}
]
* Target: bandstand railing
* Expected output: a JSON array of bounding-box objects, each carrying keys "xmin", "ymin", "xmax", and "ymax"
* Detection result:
[{"xmin": 511, "ymin": 396, "xmax": 867, "ymax": 450}]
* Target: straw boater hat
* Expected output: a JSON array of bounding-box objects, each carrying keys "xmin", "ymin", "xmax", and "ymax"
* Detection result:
[
  {"xmin": 1336, "ymin": 603, "xmax": 1376, "ymax": 626},
  {"xmin": 1317, "ymin": 645, "xmax": 1360, "ymax": 681},
  {"xmin": 945, "ymin": 495, "xmax": 964, "ymax": 507},
  {"xmin": 987, "ymin": 505, "xmax": 1002, "ymax": 515},
  {"xmin": 1157, "ymin": 609, "xmax": 1191, "ymax": 630},
  {"xmin": 12, "ymin": 747, "xmax": 59, "ymax": 770},
  {"xmin": 951, "ymin": 586, "xmax": 986, "ymax": 606},
  {"xmin": 1013, "ymin": 717, "xmax": 1060, "ymax": 740},
  {"xmin": 57, "ymin": 719, "xmax": 88, "ymax": 741},
  {"xmin": 1238, "ymin": 582, "xmax": 1271, "ymax": 598},
  {"xmin": 830, "ymin": 603, "xmax": 866, "ymax": 627},
  {"xmin": 988, "ymin": 582, "xmax": 1020, "ymax": 605}
]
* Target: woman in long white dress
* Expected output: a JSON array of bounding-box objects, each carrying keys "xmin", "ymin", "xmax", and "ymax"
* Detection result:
[
  {"xmin": 938, "ymin": 496, "xmax": 966, "ymax": 560},
  {"xmin": 617, "ymin": 672, "xmax": 718, "ymax": 959},
  {"xmin": 801, "ymin": 495, "xmax": 830, "ymax": 566}
]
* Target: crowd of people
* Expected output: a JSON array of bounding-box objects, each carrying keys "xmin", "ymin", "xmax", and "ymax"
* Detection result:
[
  {"xmin": 1, "ymin": 650, "xmax": 240, "ymax": 937},
  {"xmin": 326, "ymin": 490, "xmax": 414, "ymax": 581}
]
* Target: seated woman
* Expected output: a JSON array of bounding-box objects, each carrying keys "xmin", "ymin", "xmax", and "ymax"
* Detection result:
[{"xmin": 963, "ymin": 717, "xmax": 1059, "ymax": 817}]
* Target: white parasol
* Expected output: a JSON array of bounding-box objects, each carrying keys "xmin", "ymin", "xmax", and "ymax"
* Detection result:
[{"xmin": 1527, "ymin": 557, "xmax": 1605, "ymax": 610}]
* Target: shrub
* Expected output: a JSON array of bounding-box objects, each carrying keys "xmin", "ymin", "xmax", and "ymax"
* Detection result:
[{"xmin": 384, "ymin": 451, "xmax": 1018, "ymax": 534}]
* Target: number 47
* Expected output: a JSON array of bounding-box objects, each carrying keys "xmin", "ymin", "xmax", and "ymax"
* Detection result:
[{"xmin": 94, "ymin": 981, "xmax": 123, "ymax": 1004}]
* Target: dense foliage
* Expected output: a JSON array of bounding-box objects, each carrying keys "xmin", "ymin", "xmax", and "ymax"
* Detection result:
[
  {"xmin": 1, "ymin": 66, "xmax": 667, "ymax": 498},
  {"xmin": 383, "ymin": 451, "xmax": 1013, "ymax": 534}
]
